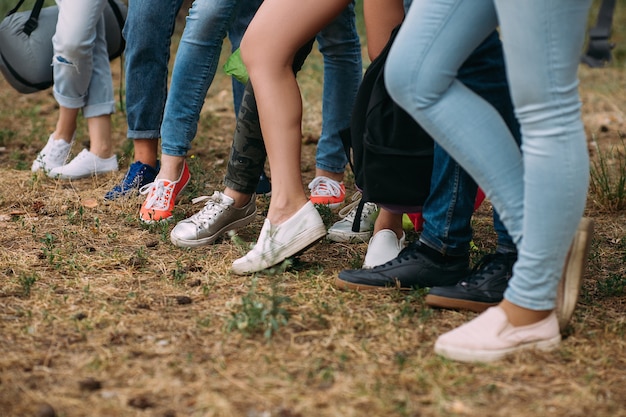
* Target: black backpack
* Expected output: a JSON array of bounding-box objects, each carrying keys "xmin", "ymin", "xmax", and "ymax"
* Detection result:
[{"xmin": 342, "ymin": 24, "xmax": 434, "ymax": 226}]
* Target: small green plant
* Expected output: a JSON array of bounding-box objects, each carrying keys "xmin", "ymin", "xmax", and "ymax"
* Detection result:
[
  {"xmin": 313, "ymin": 203, "xmax": 335, "ymax": 228},
  {"xmin": 589, "ymin": 135, "xmax": 626, "ymax": 211},
  {"xmin": 18, "ymin": 273, "xmax": 38, "ymax": 297},
  {"xmin": 170, "ymin": 260, "xmax": 187, "ymax": 284},
  {"xmin": 40, "ymin": 233, "xmax": 61, "ymax": 269},
  {"xmin": 226, "ymin": 278, "xmax": 291, "ymax": 340},
  {"xmin": 596, "ymin": 273, "xmax": 626, "ymax": 298},
  {"xmin": 144, "ymin": 220, "xmax": 171, "ymax": 242},
  {"xmin": 67, "ymin": 206, "xmax": 85, "ymax": 225}
]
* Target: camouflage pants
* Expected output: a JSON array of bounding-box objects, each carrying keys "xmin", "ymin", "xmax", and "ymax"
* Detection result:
[{"xmin": 223, "ymin": 38, "xmax": 315, "ymax": 194}]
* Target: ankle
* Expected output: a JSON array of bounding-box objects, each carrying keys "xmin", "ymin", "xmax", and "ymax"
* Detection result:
[
  {"xmin": 158, "ymin": 156, "xmax": 185, "ymax": 181},
  {"xmin": 315, "ymin": 169, "xmax": 343, "ymax": 183},
  {"xmin": 499, "ymin": 300, "xmax": 552, "ymax": 327},
  {"xmin": 224, "ymin": 188, "xmax": 252, "ymax": 208}
]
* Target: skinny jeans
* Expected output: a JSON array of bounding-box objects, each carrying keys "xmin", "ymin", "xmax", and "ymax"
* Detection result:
[{"xmin": 386, "ymin": 0, "xmax": 591, "ymax": 310}]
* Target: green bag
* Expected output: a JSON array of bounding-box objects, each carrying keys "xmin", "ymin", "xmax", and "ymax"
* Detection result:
[{"xmin": 223, "ymin": 48, "xmax": 249, "ymax": 84}]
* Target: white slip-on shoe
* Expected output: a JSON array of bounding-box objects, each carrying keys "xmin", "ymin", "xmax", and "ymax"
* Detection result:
[
  {"xmin": 556, "ymin": 217, "xmax": 594, "ymax": 331},
  {"xmin": 48, "ymin": 149, "xmax": 118, "ymax": 180},
  {"xmin": 31, "ymin": 134, "xmax": 73, "ymax": 173},
  {"xmin": 231, "ymin": 201, "xmax": 327, "ymax": 275},
  {"xmin": 434, "ymin": 306, "xmax": 561, "ymax": 363},
  {"xmin": 362, "ymin": 229, "xmax": 406, "ymax": 268}
]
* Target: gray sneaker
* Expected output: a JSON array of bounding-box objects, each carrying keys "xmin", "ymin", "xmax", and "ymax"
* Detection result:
[
  {"xmin": 327, "ymin": 194, "xmax": 378, "ymax": 243},
  {"xmin": 170, "ymin": 191, "xmax": 257, "ymax": 248}
]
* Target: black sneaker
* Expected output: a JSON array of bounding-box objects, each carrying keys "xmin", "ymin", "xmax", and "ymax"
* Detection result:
[
  {"xmin": 425, "ymin": 252, "xmax": 517, "ymax": 312},
  {"xmin": 335, "ymin": 241, "xmax": 470, "ymax": 291}
]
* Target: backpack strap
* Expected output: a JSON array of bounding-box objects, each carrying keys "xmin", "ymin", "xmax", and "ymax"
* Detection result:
[
  {"xmin": 6, "ymin": 0, "xmax": 27, "ymax": 16},
  {"xmin": 581, "ymin": 0, "xmax": 616, "ymax": 67},
  {"xmin": 22, "ymin": 0, "xmax": 46, "ymax": 36},
  {"xmin": 351, "ymin": 198, "xmax": 366, "ymax": 233}
]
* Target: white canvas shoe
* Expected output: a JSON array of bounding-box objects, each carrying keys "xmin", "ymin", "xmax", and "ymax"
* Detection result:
[
  {"xmin": 232, "ymin": 201, "xmax": 327, "ymax": 275},
  {"xmin": 31, "ymin": 134, "xmax": 73, "ymax": 173},
  {"xmin": 48, "ymin": 149, "xmax": 118, "ymax": 180}
]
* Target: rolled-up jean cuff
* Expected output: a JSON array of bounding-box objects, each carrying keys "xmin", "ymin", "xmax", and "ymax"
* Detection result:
[
  {"xmin": 127, "ymin": 130, "xmax": 161, "ymax": 140},
  {"xmin": 83, "ymin": 101, "xmax": 116, "ymax": 118}
]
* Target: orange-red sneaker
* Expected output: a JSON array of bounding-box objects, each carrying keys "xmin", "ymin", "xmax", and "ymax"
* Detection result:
[
  {"xmin": 139, "ymin": 161, "xmax": 190, "ymax": 223},
  {"xmin": 308, "ymin": 176, "xmax": 345, "ymax": 209}
]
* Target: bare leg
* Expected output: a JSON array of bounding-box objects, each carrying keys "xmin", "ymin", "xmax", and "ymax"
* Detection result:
[
  {"xmin": 53, "ymin": 106, "xmax": 79, "ymax": 143},
  {"xmin": 86, "ymin": 114, "xmax": 113, "ymax": 159},
  {"xmin": 133, "ymin": 139, "xmax": 159, "ymax": 168},
  {"xmin": 363, "ymin": 0, "xmax": 404, "ymax": 60},
  {"xmin": 157, "ymin": 155, "xmax": 185, "ymax": 181},
  {"xmin": 315, "ymin": 168, "xmax": 343, "ymax": 183},
  {"xmin": 241, "ymin": 0, "xmax": 351, "ymax": 226},
  {"xmin": 373, "ymin": 208, "xmax": 404, "ymax": 239}
]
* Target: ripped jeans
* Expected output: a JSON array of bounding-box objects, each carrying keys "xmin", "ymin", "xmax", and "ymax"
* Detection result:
[{"xmin": 52, "ymin": 0, "xmax": 115, "ymax": 118}]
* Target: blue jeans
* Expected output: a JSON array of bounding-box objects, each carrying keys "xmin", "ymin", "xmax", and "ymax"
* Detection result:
[
  {"xmin": 161, "ymin": 0, "xmax": 261, "ymax": 156},
  {"xmin": 386, "ymin": 0, "xmax": 591, "ymax": 310},
  {"xmin": 123, "ymin": 0, "xmax": 184, "ymax": 139},
  {"xmin": 53, "ymin": 0, "xmax": 114, "ymax": 118},
  {"xmin": 419, "ymin": 31, "xmax": 519, "ymax": 257},
  {"xmin": 227, "ymin": 0, "xmax": 263, "ymax": 115},
  {"xmin": 314, "ymin": 1, "xmax": 362, "ymax": 174}
]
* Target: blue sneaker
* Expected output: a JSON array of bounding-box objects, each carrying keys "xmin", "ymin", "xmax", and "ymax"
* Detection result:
[
  {"xmin": 255, "ymin": 170, "xmax": 272, "ymax": 196},
  {"xmin": 104, "ymin": 160, "xmax": 159, "ymax": 200}
]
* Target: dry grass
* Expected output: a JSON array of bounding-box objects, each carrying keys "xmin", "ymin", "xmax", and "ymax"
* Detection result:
[{"xmin": 1, "ymin": 17, "xmax": 626, "ymax": 417}]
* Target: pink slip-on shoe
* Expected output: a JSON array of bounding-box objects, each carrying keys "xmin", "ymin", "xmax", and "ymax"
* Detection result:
[{"xmin": 434, "ymin": 306, "xmax": 561, "ymax": 363}]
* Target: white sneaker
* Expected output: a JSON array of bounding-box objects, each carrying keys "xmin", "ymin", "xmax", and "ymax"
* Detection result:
[
  {"xmin": 327, "ymin": 194, "xmax": 378, "ymax": 243},
  {"xmin": 231, "ymin": 201, "xmax": 327, "ymax": 275},
  {"xmin": 31, "ymin": 134, "xmax": 73, "ymax": 173},
  {"xmin": 48, "ymin": 149, "xmax": 118, "ymax": 180},
  {"xmin": 362, "ymin": 229, "xmax": 406, "ymax": 268},
  {"xmin": 434, "ymin": 306, "xmax": 561, "ymax": 363}
]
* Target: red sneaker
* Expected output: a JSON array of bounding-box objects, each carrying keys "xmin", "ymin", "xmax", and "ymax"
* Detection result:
[
  {"xmin": 308, "ymin": 176, "xmax": 345, "ymax": 209},
  {"xmin": 139, "ymin": 161, "xmax": 190, "ymax": 223}
]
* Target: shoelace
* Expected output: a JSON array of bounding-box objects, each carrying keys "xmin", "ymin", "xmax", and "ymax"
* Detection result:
[
  {"xmin": 308, "ymin": 176, "xmax": 343, "ymax": 197},
  {"xmin": 63, "ymin": 149, "xmax": 95, "ymax": 168},
  {"xmin": 461, "ymin": 253, "xmax": 516, "ymax": 287},
  {"xmin": 338, "ymin": 191, "xmax": 363, "ymax": 218},
  {"xmin": 47, "ymin": 143, "xmax": 70, "ymax": 159},
  {"xmin": 112, "ymin": 165, "xmax": 141, "ymax": 193},
  {"xmin": 42, "ymin": 135, "xmax": 74, "ymax": 161},
  {"xmin": 187, "ymin": 192, "xmax": 230, "ymax": 226},
  {"xmin": 140, "ymin": 180, "xmax": 174, "ymax": 210}
]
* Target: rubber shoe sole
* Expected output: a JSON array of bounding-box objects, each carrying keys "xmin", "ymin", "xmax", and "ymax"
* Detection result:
[
  {"xmin": 555, "ymin": 217, "xmax": 594, "ymax": 331},
  {"xmin": 424, "ymin": 295, "xmax": 497, "ymax": 313},
  {"xmin": 170, "ymin": 211, "xmax": 256, "ymax": 248}
]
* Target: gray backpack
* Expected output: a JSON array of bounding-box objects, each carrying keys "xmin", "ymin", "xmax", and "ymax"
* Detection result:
[{"xmin": 0, "ymin": 0, "xmax": 127, "ymax": 94}]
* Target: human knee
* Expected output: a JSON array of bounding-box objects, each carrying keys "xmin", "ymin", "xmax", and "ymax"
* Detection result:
[{"xmin": 384, "ymin": 53, "xmax": 440, "ymax": 111}]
